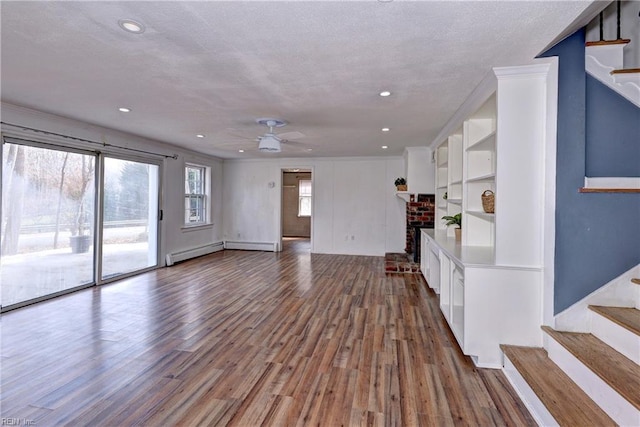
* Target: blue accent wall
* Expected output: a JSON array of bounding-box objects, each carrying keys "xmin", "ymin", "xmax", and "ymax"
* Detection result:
[
  {"xmin": 586, "ymin": 75, "xmax": 640, "ymax": 176},
  {"xmin": 540, "ymin": 29, "xmax": 640, "ymax": 314}
]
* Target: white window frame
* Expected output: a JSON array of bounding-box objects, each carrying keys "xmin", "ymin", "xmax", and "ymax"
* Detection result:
[
  {"xmin": 298, "ymin": 179, "xmax": 312, "ymax": 217},
  {"xmin": 184, "ymin": 164, "xmax": 209, "ymax": 226}
]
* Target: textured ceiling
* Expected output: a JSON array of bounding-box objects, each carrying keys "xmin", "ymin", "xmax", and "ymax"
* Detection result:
[{"xmin": 1, "ymin": 1, "xmax": 594, "ymax": 159}]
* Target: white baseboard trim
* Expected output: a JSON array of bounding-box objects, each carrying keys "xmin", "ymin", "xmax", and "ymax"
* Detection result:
[{"xmin": 224, "ymin": 240, "xmax": 279, "ymax": 252}]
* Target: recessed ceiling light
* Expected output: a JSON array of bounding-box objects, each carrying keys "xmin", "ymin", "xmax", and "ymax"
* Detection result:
[
  {"xmin": 306, "ymin": 148, "xmax": 313, "ymax": 151},
  {"xmin": 118, "ymin": 19, "xmax": 145, "ymax": 34},
  {"xmin": 382, "ymin": 127, "xmax": 390, "ymax": 132},
  {"xmin": 238, "ymin": 149, "xmax": 244, "ymax": 153},
  {"xmin": 118, "ymin": 107, "xmax": 131, "ymax": 113},
  {"xmin": 379, "ymin": 91, "xmax": 391, "ymax": 97},
  {"xmin": 382, "ymin": 145, "xmax": 388, "ymax": 149},
  {"xmin": 196, "ymin": 134, "xmax": 205, "ymax": 138}
]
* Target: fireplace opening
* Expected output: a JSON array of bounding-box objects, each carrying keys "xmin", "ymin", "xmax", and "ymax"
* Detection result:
[{"xmin": 405, "ymin": 194, "xmax": 435, "ymax": 263}]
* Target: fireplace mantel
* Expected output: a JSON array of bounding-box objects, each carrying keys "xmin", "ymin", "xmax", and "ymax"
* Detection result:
[{"xmin": 395, "ymin": 191, "xmax": 413, "ymax": 202}]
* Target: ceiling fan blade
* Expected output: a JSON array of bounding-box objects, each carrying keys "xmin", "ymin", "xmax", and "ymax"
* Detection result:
[
  {"xmin": 281, "ymin": 139, "xmax": 307, "ymax": 146},
  {"xmin": 276, "ymin": 131, "xmax": 305, "ymax": 140},
  {"xmin": 211, "ymin": 139, "xmax": 256, "ymax": 148}
]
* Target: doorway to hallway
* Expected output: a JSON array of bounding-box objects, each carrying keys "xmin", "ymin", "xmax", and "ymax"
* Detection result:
[{"xmin": 280, "ymin": 168, "xmax": 312, "ymax": 251}]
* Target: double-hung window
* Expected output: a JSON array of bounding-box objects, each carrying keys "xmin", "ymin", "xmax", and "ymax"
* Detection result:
[
  {"xmin": 298, "ymin": 179, "xmax": 312, "ymax": 217},
  {"xmin": 185, "ymin": 164, "xmax": 207, "ymax": 225}
]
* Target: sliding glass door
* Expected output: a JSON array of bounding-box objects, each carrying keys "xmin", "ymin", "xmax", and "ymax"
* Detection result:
[
  {"xmin": 101, "ymin": 157, "xmax": 159, "ymax": 280},
  {"xmin": 1, "ymin": 141, "xmax": 161, "ymax": 309},
  {"xmin": 1, "ymin": 143, "xmax": 96, "ymax": 306}
]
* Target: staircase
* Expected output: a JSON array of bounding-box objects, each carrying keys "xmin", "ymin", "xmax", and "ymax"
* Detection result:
[
  {"xmin": 584, "ymin": 1, "xmax": 640, "ymax": 107},
  {"xmin": 500, "ymin": 6, "xmax": 640, "ymax": 424},
  {"xmin": 586, "ymin": 38, "xmax": 640, "ymax": 107},
  {"xmin": 502, "ymin": 275, "xmax": 640, "ymax": 426},
  {"xmin": 581, "ymin": 1, "xmax": 640, "ymax": 191}
]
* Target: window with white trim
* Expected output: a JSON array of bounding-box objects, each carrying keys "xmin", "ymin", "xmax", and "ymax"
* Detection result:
[
  {"xmin": 184, "ymin": 164, "xmax": 207, "ymax": 225},
  {"xmin": 298, "ymin": 179, "xmax": 312, "ymax": 217}
]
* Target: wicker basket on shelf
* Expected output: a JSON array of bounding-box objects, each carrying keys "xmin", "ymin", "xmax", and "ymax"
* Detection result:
[{"xmin": 481, "ymin": 190, "xmax": 495, "ymax": 213}]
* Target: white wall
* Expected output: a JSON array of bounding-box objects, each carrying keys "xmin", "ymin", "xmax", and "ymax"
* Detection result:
[
  {"xmin": 404, "ymin": 147, "xmax": 436, "ymax": 194},
  {"xmin": 1, "ymin": 103, "xmax": 224, "ymax": 265},
  {"xmin": 222, "ymin": 157, "xmax": 406, "ymax": 256},
  {"xmin": 1, "ymin": 103, "xmax": 411, "ymax": 260}
]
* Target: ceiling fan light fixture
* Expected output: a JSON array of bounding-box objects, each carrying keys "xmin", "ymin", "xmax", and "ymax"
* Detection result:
[{"xmin": 258, "ymin": 134, "xmax": 281, "ymax": 152}]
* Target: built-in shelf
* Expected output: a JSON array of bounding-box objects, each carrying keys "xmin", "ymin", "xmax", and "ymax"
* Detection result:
[
  {"xmin": 466, "ymin": 172, "xmax": 496, "ymax": 183},
  {"xmin": 425, "ymin": 63, "xmax": 552, "ymax": 368},
  {"xmin": 466, "ymin": 130, "xmax": 496, "ymax": 152},
  {"xmin": 466, "ymin": 210, "xmax": 495, "ymax": 220},
  {"xmin": 423, "ymin": 230, "xmax": 495, "ymax": 266}
]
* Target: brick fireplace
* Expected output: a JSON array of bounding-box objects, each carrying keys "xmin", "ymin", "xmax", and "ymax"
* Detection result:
[{"xmin": 405, "ymin": 194, "xmax": 435, "ymax": 262}]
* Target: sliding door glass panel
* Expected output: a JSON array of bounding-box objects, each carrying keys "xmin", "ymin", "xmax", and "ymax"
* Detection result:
[
  {"xmin": 101, "ymin": 158, "xmax": 158, "ymax": 280},
  {"xmin": 1, "ymin": 143, "xmax": 96, "ymax": 307}
]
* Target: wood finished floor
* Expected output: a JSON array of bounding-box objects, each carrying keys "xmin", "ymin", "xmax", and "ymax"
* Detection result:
[{"xmin": 0, "ymin": 238, "xmax": 535, "ymax": 426}]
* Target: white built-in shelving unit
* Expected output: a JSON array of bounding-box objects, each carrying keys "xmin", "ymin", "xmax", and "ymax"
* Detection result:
[{"xmin": 421, "ymin": 61, "xmax": 557, "ymax": 368}]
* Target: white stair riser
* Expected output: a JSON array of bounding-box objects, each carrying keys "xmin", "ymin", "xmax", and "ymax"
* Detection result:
[
  {"xmin": 546, "ymin": 337, "xmax": 640, "ymax": 426},
  {"xmin": 591, "ymin": 312, "xmax": 640, "ymax": 364},
  {"xmin": 502, "ymin": 355, "xmax": 559, "ymax": 427},
  {"xmin": 613, "ymin": 73, "xmax": 640, "ymax": 85},
  {"xmin": 587, "ymin": 45, "xmax": 625, "ymax": 69}
]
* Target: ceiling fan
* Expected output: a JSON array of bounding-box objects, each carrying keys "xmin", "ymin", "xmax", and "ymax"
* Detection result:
[{"xmin": 255, "ymin": 118, "xmax": 305, "ymax": 153}]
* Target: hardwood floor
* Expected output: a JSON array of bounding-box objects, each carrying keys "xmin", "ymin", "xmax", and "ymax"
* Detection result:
[{"xmin": 0, "ymin": 238, "xmax": 535, "ymax": 426}]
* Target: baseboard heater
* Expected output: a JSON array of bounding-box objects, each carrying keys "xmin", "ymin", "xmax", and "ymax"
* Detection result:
[
  {"xmin": 165, "ymin": 241, "xmax": 224, "ymax": 266},
  {"xmin": 223, "ymin": 240, "xmax": 279, "ymax": 252}
]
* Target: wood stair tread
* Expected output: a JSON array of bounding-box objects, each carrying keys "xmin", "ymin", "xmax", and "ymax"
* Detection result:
[
  {"xmin": 579, "ymin": 187, "xmax": 640, "ymax": 193},
  {"xmin": 589, "ymin": 305, "xmax": 640, "ymax": 337},
  {"xmin": 586, "ymin": 39, "xmax": 631, "ymax": 47},
  {"xmin": 501, "ymin": 345, "xmax": 616, "ymax": 426},
  {"xmin": 542, "ymin": 326, "xmax": 640, "ymax": 410},
  {"xmin": 631, "ymin": 278, "xmax": 640, "ymax": 285},
  {"xmin": 611, "ymin": 68, "xmax": 640, "ymax": 74}
]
